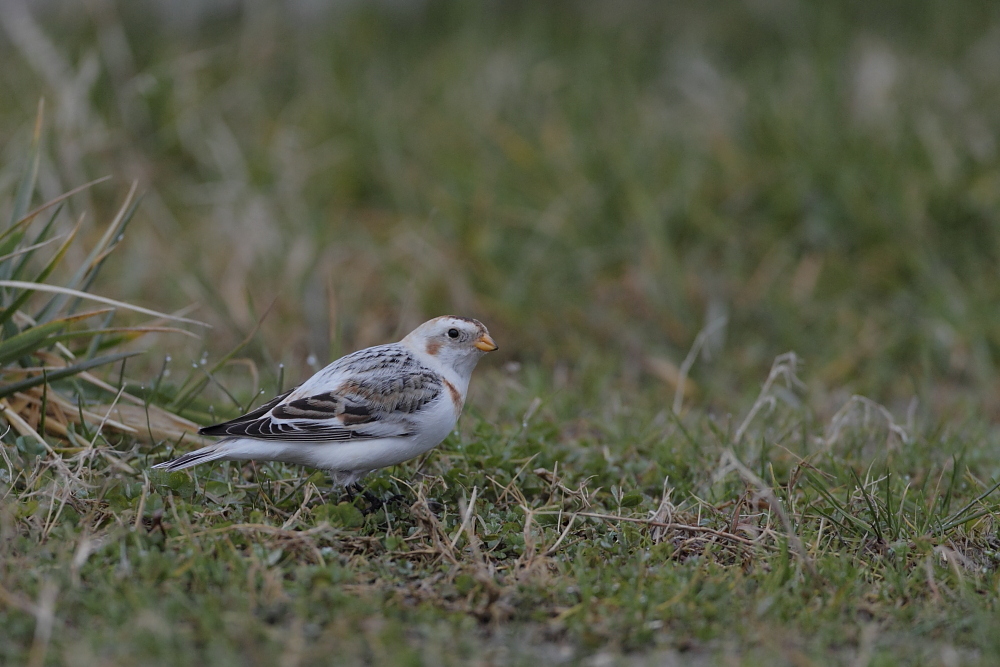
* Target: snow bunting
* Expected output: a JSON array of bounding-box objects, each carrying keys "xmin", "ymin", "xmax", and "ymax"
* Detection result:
[{"xmin": 153, "ymin": 316, "xmax": 497, "ymax": 485}]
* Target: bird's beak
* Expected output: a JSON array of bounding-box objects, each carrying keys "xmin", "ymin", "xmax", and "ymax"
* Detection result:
[{"xmin": 474, "ymin": 333, "xmax": 498, "ymax": 352}]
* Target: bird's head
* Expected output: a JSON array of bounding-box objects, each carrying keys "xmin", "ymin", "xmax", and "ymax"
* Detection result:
[{"xmin": 403, "ymin": 316, "xmax": 498, "ymax": 376}]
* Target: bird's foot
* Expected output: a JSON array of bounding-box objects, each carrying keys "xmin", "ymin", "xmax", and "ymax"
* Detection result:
[
  {"xmin": 359, "ymin": 490, "xmax": 406, "ymax": 514},
  {"xmin": 334, "ymin": 476, "xmax": 404, "ymax": 514}
]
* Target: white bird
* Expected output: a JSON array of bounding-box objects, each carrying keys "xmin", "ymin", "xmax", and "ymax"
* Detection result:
[{"xmin": 153, "ymin": 316, "xmax": 498, "ymax": 486}]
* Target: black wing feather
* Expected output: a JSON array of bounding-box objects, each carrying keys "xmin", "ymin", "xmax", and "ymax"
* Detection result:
[{"xmin": 198, "ymin": 390, "xmax": 293, "ymax": 437}]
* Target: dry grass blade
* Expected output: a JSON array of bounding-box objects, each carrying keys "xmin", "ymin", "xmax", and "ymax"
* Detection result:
[
  {"xmin": 90, "ymin": 404, "xmax": 198, "ymax": 444},
  {"xmin": 10, "ymin": 388, "xmax": 136, "ymax": 437},
  {"xmin": 823, "ymin": 394, "xmax": 911, "ymax": 451},
  {"xmin": 717, "ymin": 449, "xmax": 816, "ymax": 576},
  {"xmin": 673, "ymin": 316, "xmax": 728, "ymax": 415},
  {"xmin": 533, "ymin": 510, "xmax": 759, "ymax": 547},
  {"xmin": 0, "ymin": 350, "xmax": 140, "ymax": 400},
  {"xmin": 733, "ymin": 352, "xmax": 803, "ymax": 446},
  {"xmin": 0, "ymin": 281, "xmax": 209, "ymax": 327},
  {"xmin": 0, "ymin": 234, "xmax": 66, "ymax": 264},
  {"xmin": 9, "ymin": 176, "xmax": 111, "ymax": 229}
]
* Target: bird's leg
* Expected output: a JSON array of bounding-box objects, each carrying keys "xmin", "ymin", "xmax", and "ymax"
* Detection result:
[
  {"xmin": 342, "ymin": 481, "xmax": 365, "ymax": 504},
  {"xmin": 328, "ymin": 470, "xmax": 364, "ymax": 505}
]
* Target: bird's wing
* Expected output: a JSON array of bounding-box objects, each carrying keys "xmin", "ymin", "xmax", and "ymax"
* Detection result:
[{"xmin": 198, "ymin": 345, "xmax": 442, "ymax": 442}]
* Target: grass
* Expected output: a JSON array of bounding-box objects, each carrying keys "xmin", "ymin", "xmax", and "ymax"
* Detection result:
[{"xmin": 2, "ymin": 1, "xmax": 1000, "ymax": 664}]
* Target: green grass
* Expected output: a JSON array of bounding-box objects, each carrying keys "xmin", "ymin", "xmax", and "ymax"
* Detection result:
[{"xmin": 3, "ymin": 1, "xmax": 1000, "ymax": 664}]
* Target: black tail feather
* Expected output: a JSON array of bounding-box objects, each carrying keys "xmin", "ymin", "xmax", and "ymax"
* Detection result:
[{"xmin": 152, "ymin": 446, "xmax": 222, "ymax": 471}]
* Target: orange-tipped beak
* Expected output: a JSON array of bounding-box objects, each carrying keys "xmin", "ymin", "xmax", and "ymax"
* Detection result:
[{"xmin": 474, "ymin": 334, "xmax": 498, "ymax": 352}]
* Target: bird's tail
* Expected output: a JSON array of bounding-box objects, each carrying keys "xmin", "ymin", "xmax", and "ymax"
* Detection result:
[{"xmin": 152, "ymin": 442, "xmax": 229, "ymax": 471}]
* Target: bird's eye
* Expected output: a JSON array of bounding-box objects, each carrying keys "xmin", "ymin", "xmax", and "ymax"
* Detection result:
[{"xmin": 447, "ymin": 328, "xmax": 459, "ymax": 339}]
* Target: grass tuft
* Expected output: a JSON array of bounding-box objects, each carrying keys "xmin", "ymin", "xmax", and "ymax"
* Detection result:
[{"xmin": 0, "ymin": 108, "xmax": 202, "ymax": 451}]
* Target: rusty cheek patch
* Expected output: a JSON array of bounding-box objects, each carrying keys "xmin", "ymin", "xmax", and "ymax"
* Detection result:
[
  {"xmin": 443, "ymin": 379, "xmax": 463, "ymax": 412},
  {"xmin": 425, "ymin": 341, "xmax": 442, "ymax": 356}
]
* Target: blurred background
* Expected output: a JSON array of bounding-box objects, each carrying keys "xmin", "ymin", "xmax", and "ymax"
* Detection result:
[{"xmin": 1, "ymin": 0, "xmax": 999, "ymax": 418}]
